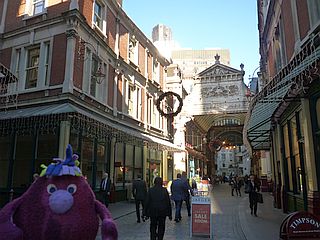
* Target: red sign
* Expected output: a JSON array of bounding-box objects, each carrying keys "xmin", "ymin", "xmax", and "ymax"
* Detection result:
[
  {"xmin": 280, "ymin": 211, "xmax": 320, "ymax": 239},
  {"xmin": 192, "ymin": 204, "xmax": 210, "ymax": 235}
]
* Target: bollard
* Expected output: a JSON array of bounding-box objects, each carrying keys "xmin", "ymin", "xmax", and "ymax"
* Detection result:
[{"xmin": 9, "ymin": 188, "xmax": 14, "ymax": 202}]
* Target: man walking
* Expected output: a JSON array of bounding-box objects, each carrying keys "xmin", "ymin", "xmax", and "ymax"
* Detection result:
[
  {"xmin": 132, "ymin": 174, "xmax": 147, "ymax": 223},
  {"xmin": 144, "ymin": 177, "xmax": 172, "ymax": 240},
  {"xmin": 100, "ymin": 172, "xmax": 111, "ymax": 207},
  {"xmin": 181, "ymin": 171, "xmax": 192, "ymax": 216},
  {"xmin": 170, "ymin": 173, "xmax": 189, "ymax": 222}
]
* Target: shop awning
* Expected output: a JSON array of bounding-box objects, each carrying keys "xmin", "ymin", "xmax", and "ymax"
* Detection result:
[
  {"xmin": 245, "ymin": 40, "xmax": 320, "ymax": 150},
  {"xmin": 0, "ymin": 103, "xmax": 183, "ymax": 152}
]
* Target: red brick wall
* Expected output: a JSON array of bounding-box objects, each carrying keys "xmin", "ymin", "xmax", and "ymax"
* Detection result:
[
  {"xmin": 296, "ymin": 0, "xmax": 310, "ymax": 40},
  {"xmin": 119, "ymin": 24, "xmax": 128, "ymax": 61},
  {"xmin": 107, "ymin": 7, "xmax": 116, "ymax": 51},
  {"xmin": 79, "ymin": 0, "xmax": 94, "ymax": 26},
  {"xmin": 268, "ymin": 46, "xmax": 275, "ymax": 79},
  {"xmin": 46, "ymin": 1, "xmax": 69, "ymax": 19},
  {"xmin": 117, "ymin": 74, "xmax": 123, "ymax": 111},
  {"xmin": 281, "ymin": 1, "xmax": 295, "ymax": 61},
  {"xmin": 107, "ymin": 65, "xmax": 114, "ymax": 107},
  {"xmin": 50, "ymin": 34, "xmax": 66, "ymax": 86},
  {"xmin": 4, "ymin": 0, "xmax": 24, "ymax": 32},
  {"xmin": 0, "ymin": 48, "xmax": 12, "ymax": 68},
  {"xmin": 147, "ymin": 54, "xmax": 152, "ymax": 80},
  {"xmin": 73, "ymin": 36, "xmax": 83, "ymax": 89},
  {"xmin": 5, "ymin": 1, "xmax": 69, "ymax": 32},
  {"xmin": 138, "ymin": 43, "xmax": 146, "ymax": 76},
  {"xmin": 159, "ymin": 65, "xmax": 164, "ymax": 87},
  {"xmin": 0, "ymin": 1, "xmax": 4, "ymax": 21}
]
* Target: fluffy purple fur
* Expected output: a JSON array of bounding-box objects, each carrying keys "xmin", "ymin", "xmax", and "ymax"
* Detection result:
[{"xmin": 0, "ymin": 176, "xmax": 118, "ymax": 240}]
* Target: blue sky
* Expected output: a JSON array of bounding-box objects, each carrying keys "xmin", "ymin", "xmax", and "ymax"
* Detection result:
[{"xmin": 123, "ymin": 1, "xmax": 260, "ymax": 85}]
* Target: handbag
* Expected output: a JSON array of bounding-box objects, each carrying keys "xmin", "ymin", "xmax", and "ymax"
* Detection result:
[
  {"xmin": 256, "ymin": 192, "xmax": 263, "ymax": 203},
  {"xmin": 244, "ymin": 183, "xmax": 250, "ymax": 194}
]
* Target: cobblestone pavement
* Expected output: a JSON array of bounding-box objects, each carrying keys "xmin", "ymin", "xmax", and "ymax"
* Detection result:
[{"xmin": 97, "ymin": 183, "xmax": 287, "ymax": 240}]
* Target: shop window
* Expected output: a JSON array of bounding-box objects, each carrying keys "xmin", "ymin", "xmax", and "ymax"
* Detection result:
[
  {"xmin": 114, "ymin": 143, "xmax": 124, "ymax": 188},
  {"xmin": 290, "ymin": 117, "xmax": 301, "ymax": 193},
  {"xmin": 0, "ymin": 136, "xmax": 11, "ymax": 188},
  {"xmin": 134, "ymin": 147, "xmax": 143, "ymax": 178},
  {"xmin": 81, "ymin": 137, "xmax": 94, "ymax": 186},
  {"xmin": 94, "ymin": 142, "xmax": 106, "ymax": 189},
  {"xmin": 36, "ymin": 134, "xmax": 58, "ymax": 175},
  {"xmin": 283, "ymin": 124, "xmax": 293, "ymax": 191},
  {"xmin": 125, "ymin": 145, "xmax": 134, "ymax": 183},
  {"xmin": 13, "ymin": 135, "xmax": 33, "ymax": 188}
]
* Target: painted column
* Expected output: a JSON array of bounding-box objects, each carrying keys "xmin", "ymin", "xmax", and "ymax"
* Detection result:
[
  {"xmin": 301, "ymin": 98, "xmax": 320, "ymax": 216},
  {"xmin": 0, "ymin": 0, "xmax": 8, "ymax": 33},
  {"xmin": 110, "ymin": 138, "xmax": 116, "ymax": 186},
  {"xmin": 162, "ymin": 150, "xmax": 168, "ymax": 181},
  {"xmin": 58, "ymin": 121, "xmax": 71, "ymax": 158},
  {"xmin": 63, "ymin": 29, "xmax": 77, "ymax": 93}
]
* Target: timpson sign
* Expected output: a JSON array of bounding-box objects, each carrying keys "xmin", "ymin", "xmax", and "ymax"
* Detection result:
[{"xmin": 282, "ymin": 211, "xmax": 320, "ymax": 238}]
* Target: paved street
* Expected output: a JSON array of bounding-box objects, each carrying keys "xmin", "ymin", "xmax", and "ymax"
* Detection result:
[{"xmin": 97, "ymin": 183, "xmax": 287, "ymax": 240}]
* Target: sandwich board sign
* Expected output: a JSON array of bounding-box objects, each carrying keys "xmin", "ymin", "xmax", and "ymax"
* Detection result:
[{"xmin": 190, "ymin": 196, "xmax": 213, "ymax": 238}]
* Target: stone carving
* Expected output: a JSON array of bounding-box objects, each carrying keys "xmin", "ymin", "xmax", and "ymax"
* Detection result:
[
  {"xmin": 209, "ymin": 67, "xmax": 232, "ymax": 75},
  {"xmin": 200, "ymin": 84, "xmax": 239, "ymax": 97}
]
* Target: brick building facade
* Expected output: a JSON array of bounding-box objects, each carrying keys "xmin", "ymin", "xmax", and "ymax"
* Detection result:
[{"xmin": 0, "ymin": 0, "xmax": 181, "ymax": 205}]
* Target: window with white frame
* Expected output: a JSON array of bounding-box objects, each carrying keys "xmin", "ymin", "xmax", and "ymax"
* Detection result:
[
  {"xmin": 26, "ymin": 0, "xmax": 46, "ymax": 16},
  {"xmin": 93, "ymin": 1, "xmax": 103, "ymax": 30},
  {"xmin": 135, "ymin": 87, "xmax": 141, "ymax": 120},
  {"xmin": 128, "ymin": 84, "xmax": 135, "ymax": 116},
  {"xmin": 90, "ymin": 56, "xmax": 99, "ymax": 97},
  {"xmin": 307, "ymin": 0, "xmax": 320, "ymax": 27},
  {"xmin": 152, "ymin": 59, "xmax": 159, "ymax": 82},
  {"xmin": 147, "ymin": 95, "xmax": 153, "ymax": 125},
  {"xmin": 83, "ymin": 48, "xmax": 106, "ymax": 102},
  {"xmin": 128, "ymin": 36, "xmax": 138, "ymax": 65},
  {"xmin": 25, "ymin": 46, "xmax": 40, "ymax": 89}
]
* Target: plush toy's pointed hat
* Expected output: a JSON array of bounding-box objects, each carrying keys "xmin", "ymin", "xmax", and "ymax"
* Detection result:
[{"xmin": 41, "ymin": 144, "xmax": 82, "ymax": 177}]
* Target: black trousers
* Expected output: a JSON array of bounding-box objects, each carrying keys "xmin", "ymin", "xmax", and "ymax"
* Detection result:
[
  {"xmin": 101, "ymin": 191, "xmax": 109, "ymax": 207},
  {"xmin": 135, "ymin": 199, "xmax": 145, "ymax": 221},
  {"xmin": 150, "ymin": 216, "xmax": 166, "ymax": 240},
  {"xmin": 249, "ymin": 193, "xmax": 258, "ymax": 214},
  {"xmin": 184, "ymin": 196, "xmax": 191, "ymax": 215}
]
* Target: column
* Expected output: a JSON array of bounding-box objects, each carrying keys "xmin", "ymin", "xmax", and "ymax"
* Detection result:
[
  {"xmin": 63, "ymin": 29, "xmax": 77, "ymax": 93},
  {"xmin": 301, "ymin": 98, "xmax": 320, "ymax": 215},
  {"xmin": 58, "ymin": 121, "xmax": 71, "ymax": 158},
  {"xmin": 162, "ymin": 150, "xmax": 168, "ymax": 181}
]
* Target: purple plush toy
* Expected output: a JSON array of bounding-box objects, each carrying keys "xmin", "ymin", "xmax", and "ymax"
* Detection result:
[{"xmin": 0, "ymin": 144, "xmax": 118, "ymax": 240}]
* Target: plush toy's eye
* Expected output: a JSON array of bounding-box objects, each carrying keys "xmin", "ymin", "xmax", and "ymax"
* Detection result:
[
  {"xmin": 67, "ymin": 184, "xmax": 77, "ymax": 194},
  {"xmin": 47, "ymin": 184, "xmax": 57, "ymax": 194}
]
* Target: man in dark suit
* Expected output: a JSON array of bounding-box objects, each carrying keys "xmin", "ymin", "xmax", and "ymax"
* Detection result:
[
  {"xmin": 181, "ymin": 171, "xmax": 192, "ymax": 216},
  {"xmin": 132, "ymin": 174, "xmax": 147, "ymax": 223},
  {"xmin": 100, "ymin": 172, "xmax": 111, "ymax": 207},
  {"xmin": 144, "ymin": 177, "xmax": 172, "ymax": 240},
  {"xmin": 170, "ymin": 173, "xmax": 189, "ymax": 222},
  {"xmin": 247, "ymin": 174, "xmax": 261, "ymax": 216}
]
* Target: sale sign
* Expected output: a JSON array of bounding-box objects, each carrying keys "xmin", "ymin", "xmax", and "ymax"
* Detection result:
[
  {"xmin": 190, "ymin": 196, "xmax": 212, "ymax": 237},
  {"xmin": 192, "ymin": 204, "xmax": 210, "ymax": 234}
]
